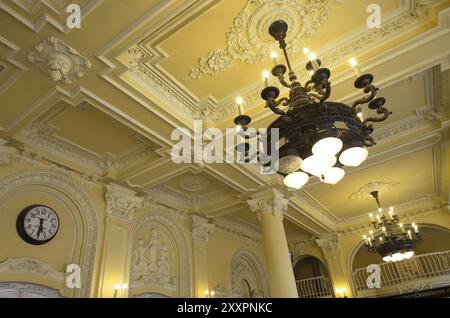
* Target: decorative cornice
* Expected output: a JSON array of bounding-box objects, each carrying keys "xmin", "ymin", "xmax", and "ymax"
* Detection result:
[
  {"xmin": 105, "ymin": 183, "xmax": 144, "ymax": 222},
  {"xmin": 349, "ymin": 181, "xmax": 401, "ymax": 201},
  {"xmin": 191, "ymin": 215, "xmax": 215, "ymax": 244},
  {"xmin": 28, "ymin": 37, "xmax": 91, "ymax": 84},
  {"xmin": 0, "ymin": 258, "xmax": 64, "ymax": 282},
  {"xmin": 247, "ymin": 188, "xmax": 289, "ymax": 220},
  {"xmin": 0, "ymin": 139, "xmax": 17, "ymax": 166}
]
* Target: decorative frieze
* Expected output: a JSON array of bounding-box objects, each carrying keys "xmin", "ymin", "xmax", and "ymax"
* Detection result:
[
  {"xmin": 105, "ymin": 183, "xmax": 144, "ymax": 222},
  {"xmin": 0, "ymin": 258, "xmax": 64, "ymax": 282}
]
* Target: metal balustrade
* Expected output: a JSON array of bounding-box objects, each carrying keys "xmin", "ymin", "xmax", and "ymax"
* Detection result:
[
  {"xmin": 296, "ymin": 276, "xmax": 332, "ymax": 298},
  {"xmin": 353, "ymin": 250, "xmax": 450, "ymax": 291}
]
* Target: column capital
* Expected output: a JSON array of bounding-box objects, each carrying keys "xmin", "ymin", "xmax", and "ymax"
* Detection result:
[
  {"xmin": 316, "ymin": 233, "xmax": 341, "ymax": 260},
  {"xmin": 105, "ymin": 183, "xmax": 143, "ymax": 222},
  {"xmin": 192, "ymin": 214, "xmax": 214, "ymax": 244},
  {"xmin": 247, "ymin": 188, "xmax": 289, "ymax": 220}
]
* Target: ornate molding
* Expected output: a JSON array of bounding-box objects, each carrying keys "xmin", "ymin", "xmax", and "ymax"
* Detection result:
[
  {"xmin": 0, "ymin": 139, "xmax": 17, "ymax": 165},
  {"xmin": 105, "ymin": 183, "xmax": 144, "ymax": 222},
  {"xmin": 316, "ymin": 233, "xmax": 340, "ymax": 260},
  {"xmin": 179, "ymin": 175, "xmax": 211, "ymax": 192},
  {"xmin": 28, "ymin": 37, "xmax": 91, "ymax": 84},
  {"xmin": 0, "ymin": 170, "xmax": 99, "ymax": 297},
  {"xmin": 0, "ymin": 282, "xmax": 62, "ymax": 298},
  {"xmin": 230, "ymin": 249, "xmax": 269, "ymax": 298},
  {"xmin": 0, "ymin": 258, "xmax": 64, "ymax": 282},
  {"xmin": 247, "ymin": 189, "xmax": 289, "ymax": 220},
  {"xmin": 184, "ymin": 0, "xmax": 332, "ymax": 81},
  {"xmin": 192, "ymin": 215, "xmax": 215, "ymax": 244}
]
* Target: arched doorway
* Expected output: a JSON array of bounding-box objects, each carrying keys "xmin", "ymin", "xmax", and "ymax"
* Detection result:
[
  {"xmin": 293, "ymin": 256, "xmax": 332, "ymax": 298},
  {"xmin": 351, "ymin": 224, "xmax": 450, "ymax": 297}
]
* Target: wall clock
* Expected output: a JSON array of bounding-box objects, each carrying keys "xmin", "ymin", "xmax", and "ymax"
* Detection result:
[{"xmin": 16, "ymin": 205, "xmax": 59, "ymax": 245}]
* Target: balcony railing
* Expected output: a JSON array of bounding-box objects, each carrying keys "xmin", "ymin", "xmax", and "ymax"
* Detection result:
[
  {"xmin": 353, "ymin": 250, "xmax": 450, "ymax": 293},
  {"xmin": 296, "ymin": 276, "xmax": 332, "ymax": 298}
]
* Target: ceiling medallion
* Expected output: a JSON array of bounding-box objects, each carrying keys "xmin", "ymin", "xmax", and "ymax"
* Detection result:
[
  {"xmin": 363, "ymin": 191, "xmax": 423, "ymax": 263},
  {"xmin": 349, "ymin": 181, "xmax": 401, "ymax": 201},
  {"xmin": 234, "ymin": 20, "xmax": 392, "ymax": 189},
  {"xmin": 184, "ymin": 0, "xmax": 331, "ymax": 81},
  {"xmin": 179, "ymin": 175, "xmax": 211, "ymax": 192}
]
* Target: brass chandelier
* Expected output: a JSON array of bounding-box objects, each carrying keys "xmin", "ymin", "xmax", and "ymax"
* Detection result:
[
  {"xmin": 234, "ymin": 20, "xmax": 392, "ymax": 189},
  {"xmin": 363, "ymin": 191, "xmax": 423, "ymax": 263}
]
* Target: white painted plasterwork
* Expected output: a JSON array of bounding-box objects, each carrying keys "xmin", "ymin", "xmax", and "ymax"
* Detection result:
[
  {"xmin": 0, "ymin": 170, "xmax": 98, "ymax": 297},
  {"xmin": 184, "ymin": 0, "xmax": 332, "ymax": 80},
  {"xmin": 28, "ymin": 37, "xmax": 91, "ymax": 84},
  {"xmin": 192, "ymin": 214, "xmax": 215, "ymax": 244},
  {"xmin": 105, "ymin": 183, "xmax": 144, "ymax": 222},
  {"xmin": 0, "ymin": 258, "xmax": 64, "ymax": 282},
  {"xmin": 130, "ymin": 211, "xmax": 191, "ymax": 297},
  {"xmin": 230, "ymin": 249, "xmax": 269, "ymax": 298},
  {"xmin": 0, "ymin": 282, "xmax": 62, "ymax": 298},
  {"xmin": 247, "ymin": 189, "xmax": 289, "ymax": 220},
  {"xmin": 0, "ymin": 139, "xmax": 17, "ymax": 165}
]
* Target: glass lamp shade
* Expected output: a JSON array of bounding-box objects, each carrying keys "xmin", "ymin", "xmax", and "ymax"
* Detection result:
[
  {"xmin": 391, "ymin": 252, "xmax": 405, "ymax": 262},
  {"xmin": 322, "ymin": 167, "xmax": 345, "ymax": 185},
  {"xmin": 404, "ymin": 251, "xmax": 415, "ymax": 259},
  {"xmin": 278, "ymin": 155, "xmax": 302, "ymax": 174},
  {"xmin": 312, "ymin": 137, "xmax": 343, "ymax": 156},
  {"xmin": 339, "ymin": 147, "xmax": 368, "ymax": 167},
  {"xmin": 283, "ymin": 172, "xmax": 309, "ymax": 190},
  {"xmin": 301, "ymin": 155, "xmax": 337, "ymax": 177},
  {"xmin": 382, "ymin": 255, "xmax": 392, "ymax": 262}
]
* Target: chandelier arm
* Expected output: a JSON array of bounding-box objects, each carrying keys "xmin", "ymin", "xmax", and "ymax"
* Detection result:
[
  {"xmin": 351, "ymin": 85, "xmax": 378, "ymax": 112},
  {"xmin": 363, "ymin": 107, "xmax": 392, "ymax": 126},
  {"xmin": 277, "ymin": 76, "xmax": 291, "ymax": 88},
  {"xmin": 267, "ymin": 98, "xmax": 287, "ymax": 116},
  {"xmin": 319, "ymin": 81, "xmax": 332, "ymax": 103}
]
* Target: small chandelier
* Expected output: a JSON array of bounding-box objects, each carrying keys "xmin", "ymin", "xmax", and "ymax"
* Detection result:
[
  {"xmin": 363, "ymin": 191, "xmax": 423, "ymax": 263},
  {"xmin": 234, "ymin": 20, "xmax": 392, "ymax": 189}
]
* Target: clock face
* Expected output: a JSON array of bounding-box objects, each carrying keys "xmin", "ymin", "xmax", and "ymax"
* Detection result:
[{"xmin": 17, "ymin": 205, "xmax": 59, "ymax": 245}]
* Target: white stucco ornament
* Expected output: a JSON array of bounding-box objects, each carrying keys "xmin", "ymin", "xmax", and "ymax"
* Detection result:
[{"xmin": 28, "ymin": 37, "xmax": 91, "ymax": 84}]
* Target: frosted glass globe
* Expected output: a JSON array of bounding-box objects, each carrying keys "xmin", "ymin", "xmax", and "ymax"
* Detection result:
[
  {"xmin": 283, "ymin": 172, "xmax": 309, "ymax": 190},
  {"xmin": 323, "ymin": 167, "xmax": 346, "ymax": 185},
  {"xmin": 278, "ymin": 155, "xmax": 302, "ymax": 174},
  {"xmin": 339, "ymin": 147, "xmax": 368, "ymax": 167},
  {"xmin": 382, "ymin": 255, "xmax": 392, "ymax": 262},
  {"xmin": 404, "ymin": 251, "xmax": 415, "ymax": 259},
  {"xmin": 301, "ymin": 155, "xmax": 337, "ymax": 177},
  {"xmin": 312, "ymin": 137, "xmax": 343, "ymax": 156}
]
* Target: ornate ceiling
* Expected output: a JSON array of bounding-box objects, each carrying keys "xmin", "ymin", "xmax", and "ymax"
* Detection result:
[{"xmin": 0, "ymin": 0, "xmax": 449, "ymax": 242}]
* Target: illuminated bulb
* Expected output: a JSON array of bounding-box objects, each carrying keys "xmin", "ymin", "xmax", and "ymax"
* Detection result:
[
  {"xmin": 383, "ymin": 255, "xmax": 392, "ymax": 262},
  {"xmin": 308, "ymin": 52, "xmax": 317, "ymax": 61},
  {"xmin": 210, "ymin": 290, "xmax": 215, "ymax": 297},
  {"xmin": 303, "ymin": 48, "xmax": 310, "ymax": 55},
  {"xmin": 236, "ymin": 97, "xmax": 244, "ymax": 115},
  {"xmin": 301, "ymin": 155, "xmax": 337, "ymax": 177},
  {"xmin": 309, "ymin": 70, "xmax": 315, "ymax": 76},
  {"xmin": 204, "ymin": 290, "xmax": 209, "ymax": 297},
  {"xmin": 114, "ymin": 284, "xmax": 121, "ymax": 291},
  {"xmin": 378, "ymin": 208, "xmax": 382, "ymax": 213},
  {"xmin": 349, "ymin": 58, "xmax": 358, "ymax": 67},
  {"xmin": 283, "ymin": 172, "xmax": 309, "ymax": 190},
  {"xmin": 357, "ymin": 112, "xmax": 364, "ymax": 120},
  {"xmin": 278, "ymin": 155, "xmax": 302, "ymax": 174},
  {"xmin": 312, "ymin": 137, "xmax": 343, "ymax": 156},
  {"xmin": 339, "ymin": 147, "xmax": 368, "ymax": 167},
  {"xmin": 262, "ymin": 70, "xmax": 270, "ymax": 79},
  {"xmin": 271, "ymin": 52, "xmax": 278, "ymax": 59},
  {"xmin": 122, "ymin": 283, "xmax": 128, "ymax": 289},
  {"xmin": 322, "ymin": 167, "xmax": 345, "ymax": 185}
]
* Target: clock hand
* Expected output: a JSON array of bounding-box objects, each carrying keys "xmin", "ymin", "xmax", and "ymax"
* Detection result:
[{"xmin": 37, "ymin": 218, "xmax": 44, "ymax": 238}]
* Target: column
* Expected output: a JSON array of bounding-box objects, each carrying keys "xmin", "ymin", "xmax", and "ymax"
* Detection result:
[
  {"xmin": 98, "ymin": 183, "xmax": 143, "ymax": 298},
  {"xmin": 316, "ymin": 233, "xmax": 353, "ymax": 298},
  {"xmin": 191, "ymin": 214, "xmax": 214, "ymax": 298},
  {"xmin": 247, "ymin": 189, "xmax": 298, "ymax": 298}
]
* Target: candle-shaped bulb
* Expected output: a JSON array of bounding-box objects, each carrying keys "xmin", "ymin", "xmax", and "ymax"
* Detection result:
[
  {"xmin": 357, "ymin": 111, "xmax": 364, "ymax": 120},
  {"xmin": 369, "ymin": 213, "xmax": 374, "ymax": 221},
  {"xmin": 382, "ymin": 226, "xmax": 386, "ymax": 233},
  {"xmin": 122, "ymin": 283, "xmax": 128, "ymax": 290},
  {"xmin": 376, "ymin": 215, "xmax": 381, "ymax": 223},
  {"xmin": 263, "ymin": 70, "xmax": 270, "ymax": 87},
  {"xmin": 303, "ymin": 48, "xmax": 310, "ymax": 55},
  {"xmin": 308, "ymin": 52, "xmax": 320, "ymax": 71},
  {"xmin": 236, "ymin": 97, "xmax": 244, "ymax": 115},
  {"xmin": 388, "ymin": 211, "xmax": 393, "ymax": 219},
  {"xmin": 367, "ymin": 237, "xmax": 372, "ymax": 246},
  {"xmin": 204, "ymin": 290, "xmax": 209, "ymax": 297},
  {"xmin": 211, "ymin": 290, "xmax": 215, "ymax": 297},
  {"xmin": 114, "ymin": 284, "xmax": 120, "ymax": 290},
  {"xmin": 407, "ymin": 230, "xmax": 412, "ymax": 240},
  {"xmin": 271, "ymin": 51, "xmax": 278, "ymax": 65},
  {"xmin": 378, "ymin": 208, "xmax": 382, "ymax": 213},
  {"xmin": 349, "ymin": 58, "xmax": 362, "ymax": 76},
  {"xmin": 379, "ymin": 236, "xmax": 383, "ymax": 242}
]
